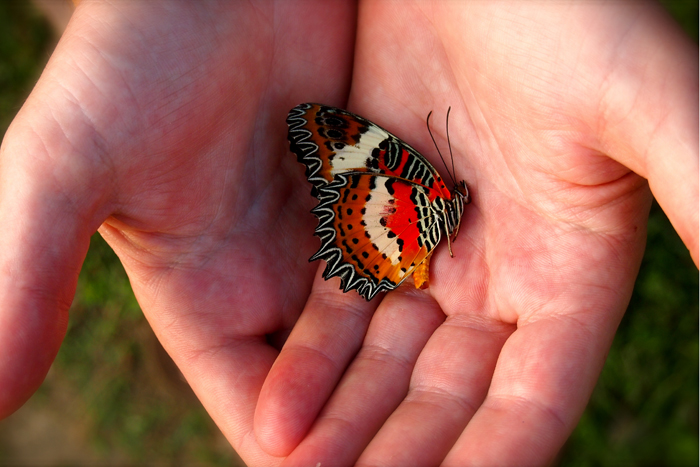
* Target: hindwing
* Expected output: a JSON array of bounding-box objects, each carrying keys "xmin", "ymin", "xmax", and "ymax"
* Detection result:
[{"xmin": 311, "ymin": 173, "xmax": 442, "ymax": 300}]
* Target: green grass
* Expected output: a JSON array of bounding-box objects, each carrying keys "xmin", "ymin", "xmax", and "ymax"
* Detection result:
[
  {"xmin": 0, "ymin": 1, "xmax": 697, "ymax": 466},
  {"xmin": 0, "ymin": 1, "xmax": 52, "ymax": 135}
]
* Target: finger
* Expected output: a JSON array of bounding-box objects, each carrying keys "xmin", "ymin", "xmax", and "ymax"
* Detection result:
[
  {"xmin": 442, "ymin": 314, "xmax": 616, "ymax": 466},
  {"xmin": 280, "ymin": 289, "xmax": 445, "ymax": 466},
  {"xmin": 0, "ymin": 109, "xmax": 110, "ymax": 418},
  {"xmin": 356, "ymin": 313, "xmax": 513, "ymax": 466},
  {"xmin": 594, "ymin": 3, "xmax": 699, "ymax": 264},
  {"xmin": 254, "ymin": 266, "xmax": 378, "ymax": 457}
]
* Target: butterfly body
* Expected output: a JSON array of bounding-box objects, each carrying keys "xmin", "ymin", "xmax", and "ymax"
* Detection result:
[{"xmin": 288, "ymin": 103, "xmax": 469, "ymax": 301}]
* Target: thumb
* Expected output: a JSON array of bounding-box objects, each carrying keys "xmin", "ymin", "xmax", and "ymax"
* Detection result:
[{"xmin": 0, "ymin": 82, "xmax": 112, "ymax": 419}]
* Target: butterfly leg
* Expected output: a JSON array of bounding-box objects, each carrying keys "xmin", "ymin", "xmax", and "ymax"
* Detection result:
[{"xmin": 444, "ymin": 216, "xmax": 455, "ymax": 258}]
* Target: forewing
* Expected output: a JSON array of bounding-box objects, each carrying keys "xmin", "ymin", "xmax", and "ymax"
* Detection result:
[
  {"xmin": 311, "ymin": 173, "xmax": 442, "ymax": 300},
  {"xmin": 287, "ymin": 103, "xmax": 453, "ymax": 200}
]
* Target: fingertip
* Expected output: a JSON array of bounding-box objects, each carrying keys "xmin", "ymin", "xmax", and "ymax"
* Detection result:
[{"xmin": 0, "ymin": 287, "xmax": 68, "ymax": 419}]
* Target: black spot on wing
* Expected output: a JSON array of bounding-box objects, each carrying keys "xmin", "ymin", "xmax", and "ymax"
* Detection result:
[{"xmin": 385, "ymin": 178, "xmax": 396, "ymax": 195}]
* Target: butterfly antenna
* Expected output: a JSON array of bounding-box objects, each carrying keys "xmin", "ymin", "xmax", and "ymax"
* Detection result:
[
  {"xmin": 426, "ymin": 110, "xmax": 455, "ymax": 186},
  {"xmin": 446, "ymin": 107, "xmax": 457, "ymax": 185}
]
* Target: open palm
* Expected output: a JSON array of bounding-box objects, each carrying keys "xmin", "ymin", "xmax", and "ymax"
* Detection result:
[{"xmin": 0, "ymin": 1, "xmax": 696, "ymax": 466}]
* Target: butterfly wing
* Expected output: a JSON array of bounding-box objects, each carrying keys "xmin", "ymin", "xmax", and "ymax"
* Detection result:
[
  {"xmin": 287, "ymin": 103, "xmax": 453, "ymax": 200},
  {"xmin": 287, "ymin": 103, "xmax": 455, "ymax": 300},
  {"xmin": 311, "ymin": 173, "xmax": 442, "ymax": 300}
]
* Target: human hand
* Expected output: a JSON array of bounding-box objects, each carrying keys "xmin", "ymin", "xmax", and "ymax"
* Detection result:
[
  {"xmin": 0, "ymin": 0, "xmax": 357, "ymax": 463},
  {"xmin": 254, "ymin": 1, "xmax": 698, "ymax": 465}
]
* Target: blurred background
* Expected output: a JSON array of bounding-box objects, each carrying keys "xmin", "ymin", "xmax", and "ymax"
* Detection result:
[{"xmin": 0, "ymin": 1, "xmax": 697, "ymax": 466}]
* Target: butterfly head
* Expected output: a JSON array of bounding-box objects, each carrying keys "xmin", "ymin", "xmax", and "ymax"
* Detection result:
[{"xmin": 454, "ymin": 180, "xmax": 469, "ymax": 205}]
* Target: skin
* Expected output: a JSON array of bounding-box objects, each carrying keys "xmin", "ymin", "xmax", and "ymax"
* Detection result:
[{"xmin": 0, "ymin": 0, "xmax": 696, "ymax": 465}]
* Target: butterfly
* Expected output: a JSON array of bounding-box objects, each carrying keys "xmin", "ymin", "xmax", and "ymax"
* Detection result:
[{"xmin": 287, "ymin": 103, "xmax": 470, "ymax": 301}]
